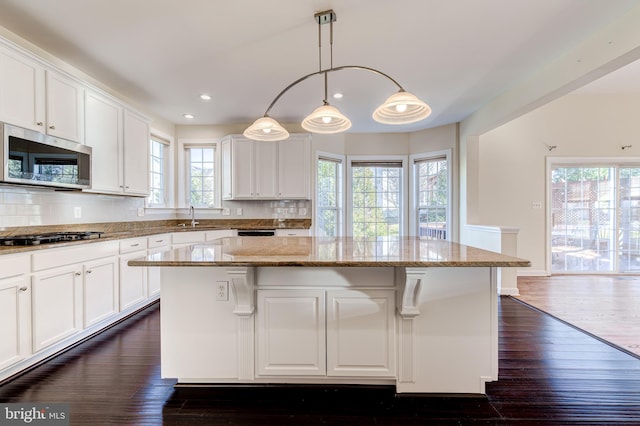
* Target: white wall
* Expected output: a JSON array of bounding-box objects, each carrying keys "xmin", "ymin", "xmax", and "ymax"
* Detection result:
[{"xmin": 477, "ymin": 93, "xmax": 640, "ymax": 275}]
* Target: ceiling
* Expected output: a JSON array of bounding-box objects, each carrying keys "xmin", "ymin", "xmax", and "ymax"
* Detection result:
[{"xmin": 0, "ymin": 0, "xmax": 637, "ymax": 133}]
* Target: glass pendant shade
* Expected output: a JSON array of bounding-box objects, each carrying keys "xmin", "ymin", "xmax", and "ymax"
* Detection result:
[
  {"xmin": 372, "ymin": 90, "xmax": 432, "ymax": 125},
  {"xmin": 243, "ymin": 116, "xmax": 290, "ymax": 141},
  {"xmin": 301, "ymin": 103, "xmax": 352, "ymax": 134}
]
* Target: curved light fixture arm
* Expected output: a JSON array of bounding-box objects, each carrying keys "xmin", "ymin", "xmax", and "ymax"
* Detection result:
[{"xmin": 262, "ymin": 65, "xmax": 406, "ymax": 117}]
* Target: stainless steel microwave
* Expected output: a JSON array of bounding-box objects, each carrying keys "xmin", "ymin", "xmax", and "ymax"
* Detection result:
[{"xmin": 0, "ymin": 122, "xmax": 91, "ymax": 190}]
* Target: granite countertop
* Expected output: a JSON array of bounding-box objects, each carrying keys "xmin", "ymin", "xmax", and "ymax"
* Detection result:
[
  {"xmin": 129, "ymin": 236, "xmax": 531, "ymax": 268},
  {"xmin": 0, "ymin": 219, "xmax": 311, "ymax": 255}
]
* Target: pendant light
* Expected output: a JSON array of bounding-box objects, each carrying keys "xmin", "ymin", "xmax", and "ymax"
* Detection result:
[
  {"xmin": 301, "ymin": 72, "xmax": 351, "ymax": 133},
  {"xmin": 243, "ymin": 9, "xmax": 431, "ymax": 141}
]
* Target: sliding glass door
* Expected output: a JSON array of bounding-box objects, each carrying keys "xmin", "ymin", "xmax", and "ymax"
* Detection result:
[{"xmin": 551, "ymin": 164, "xmax": 640, "ymax": 273}]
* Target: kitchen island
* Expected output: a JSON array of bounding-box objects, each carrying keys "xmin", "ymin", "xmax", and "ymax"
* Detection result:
[{"xmin": 129, "ymin": 236, "xmax": 529, "ymax": 394}]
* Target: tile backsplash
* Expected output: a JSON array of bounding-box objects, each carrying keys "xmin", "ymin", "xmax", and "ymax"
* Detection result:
[{"xmin": 0, "ymin": 185, "xmax": 311, "ymax": 230}]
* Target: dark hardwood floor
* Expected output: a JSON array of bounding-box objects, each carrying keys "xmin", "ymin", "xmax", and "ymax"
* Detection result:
[{"xmin": 2, "ymin": 297, "xmax": 640, "ymax": 425}]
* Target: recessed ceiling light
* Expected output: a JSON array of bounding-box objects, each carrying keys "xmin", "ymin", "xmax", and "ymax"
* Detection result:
[
  {"xmin": 200, "ymin": 94, "xmax": 211, "ymax": 101},
  {"xmin": 333, "ymin": 92, "xmax": 343, "ymax": 99},
  {"xmin": 183, "ymin": 113, "xmax": 195, "ymax": 119}
]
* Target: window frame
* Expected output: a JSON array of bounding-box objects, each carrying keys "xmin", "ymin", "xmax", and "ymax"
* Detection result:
[
  {"xmin": 314, "ymin": 151, "xmax": 346, "ymax": 237},
  {"xmin": 177, "ymin": 138, "xmax": 221, "ymax": 209},
  {"xmin": 346, "ymin": 155, "xmax": 408, "ymax": 238},
  {"xmin": 409, "ymin": 149, "xmax": 452, "ymax": 239},
  {"xmin": 146, "ymin": 129, "xmax": 174, "ymax": 208}
]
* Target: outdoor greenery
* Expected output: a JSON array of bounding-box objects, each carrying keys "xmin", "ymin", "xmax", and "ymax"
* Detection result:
[{"xmin": 189, "ymin": 147, "xmax": 215, "ymax": 207}]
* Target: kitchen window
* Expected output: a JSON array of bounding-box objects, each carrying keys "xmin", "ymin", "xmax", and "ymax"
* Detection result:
[
  {"xmin": 148, "ymin": 136, "xmax": 169, "ymax": 206},
  {"xmin": 316, "ymin": 152, "xmax": 344, "ymax": 237},
  {"xmin": 411, "ymin": 150, "xmax": 451, "ymax": 239},
  {"xmin": 178, "ymin": 138, "xmax": 220, "ymax": 208},
  {"xmin": 347, "ymin": 156, "xmax": 407, "ymax": 241}
]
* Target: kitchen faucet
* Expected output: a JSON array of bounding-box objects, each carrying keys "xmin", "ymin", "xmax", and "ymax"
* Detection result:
[{"xmin": 190, "ymin": 205, "xmax": 199, "ymax": 228}]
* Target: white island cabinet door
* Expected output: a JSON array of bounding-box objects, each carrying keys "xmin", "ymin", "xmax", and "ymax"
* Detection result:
[
  {"xmin": 326, "ymin": 289, "xmax": 396, "ymax": 377},
  {"xmin": 32, "ymin": 266, "xmax": 83, "ymax": 352},
  {"xmin": 257, "ymin": 289, "xmax": 326, "ymax": 376}
]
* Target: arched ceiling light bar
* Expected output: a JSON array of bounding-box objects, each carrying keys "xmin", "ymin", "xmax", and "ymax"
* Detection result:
[{"xmin": 243, "ymin": 9, "xmax": 431, "ymax": 141}]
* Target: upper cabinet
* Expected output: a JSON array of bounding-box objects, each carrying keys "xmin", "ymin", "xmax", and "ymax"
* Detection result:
[
  {"xmin": 84, "ymin": 90, "xmax": 123, "ymax": 194},
  {"xmin": 0, "ymin": 42, "xmax": 84, "ymax": 143},
  {"xmin": 45, "ymin": 70, "xmax": 85, "ymax": 143},
  {"xmin": 84, "ymin": 89, "xmax": 149, "ymax": 197},
  {"xmin": 222, "ymin": 134, "xmax": 310, "ymax": 200},
  {"xmin": 122, "ymin": 109, "xmax": 150, "ymax": 196},
  {"xmin": 0, "ymin": 45, "xmax": 44, "ymax": 132}
]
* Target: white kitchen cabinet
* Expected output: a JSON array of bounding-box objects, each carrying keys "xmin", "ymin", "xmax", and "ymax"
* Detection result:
[
  {"xmin": 278, "ymin": 136, "xmax": 311, "ymax": 199},
  {"xmin": 256, "ymin": 287, "xmax": 395, "ymax": 378},
  {"xmin": 0, "ymin": 43, "xmax": 84, "ymax": 142},
  {"xmin": 84, "ymin": 93, "xmax": 149, "ymax": 196},
  {"xmin": 147, "ymin": 234, "xmax": 171, "ymax": 297},
  {"xmin": 84, "ymin": 90, "xmax": 123, "ymax": 194},
  {"xmin": 83, "ymin": 256, "xmax": 118, "ymax": 328},
  {"xmin": 255, "ymin": 141, "xmax": 278, "ymax": 198},
  {"xmin": 326, "ymin": 289, "xmax": 396, "ymax": 377},
  {"xmin": 222, "ymin": 134, "xmax": 310, "ymax": 200},
  {"xmin": 31, "ymin": 241, "xmax": 119, "ymax": 352},
  {"xmin": 222, "ymin": 137, "xmax": 277, "ymax": 200},
  {"xmin": 119, "ymin": 237, "xmax": 148, "ymax": 311},
  {"xmin": 0, "ymin": 43, "xmax": 45, "ymax": 132},
  {"xmin": 45, "ymin": 69, "xmax": 85, "ymax": 143},
  {"xmin": 256, "ymin": 289, "xmax": 326, "ymax": 376},
  {"xmin": 122, "ymin": 109, "xmax": 150, "ymax": 196},
  {"xmin": 275, "ymin": 229, "xmax": 311, "ymax": 237},
  {"xmin": 31, "ymin": 265, "xmax": 83, "ymax": 353},
  {"xmin": 0, "ymin": 255, "xmax": 31, "ymax": 371}
]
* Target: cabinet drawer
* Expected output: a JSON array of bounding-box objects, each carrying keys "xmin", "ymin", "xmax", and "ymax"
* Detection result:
[
  {"xmin": 275, "ymin": 229, "xmax": 310, "ymax": 237},
  {"xmin": 0, "ymin": 254, "xmax": 30, "ymax": 279},
  {"xmin": 147, "ymin": 234, "xmax": 171, "ymax": 249},
  {"xmin": 32, "ymin": 241, "xmax": 118, "ymax": 272},
  {"xmin": 119, "ymin": 237, "xmax": 148, "ymax": 254}
]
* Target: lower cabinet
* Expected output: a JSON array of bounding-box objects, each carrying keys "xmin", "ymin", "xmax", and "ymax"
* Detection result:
[
  {"xmin": 119, "ymin": 237, "xmax": 148, "ymax": 311},
  {"xmin": 256, "ymin": 288, "xmax": 396, "ymax": 378},
  {"xmin": 326, "ymin": 289, "xmax": 396, "ymax": 377},
  {"xmin": 119, "ymin": 255, "xmax": 147, "ymax": 311},
  {"xmin": 257, "ymin": 289, "xmax": 326, "ymax": 376},
  {"xmin": 83, "ymin": 256, "xmax": 118, "ymax": 328},
  {"xmin": 147, "ymin": 234, "xmax": 171, "ymax": 297},
  {"xmin": 32, "ymin": 265, "xmax": 83, "ymax": 352},
  {"xmin": 0, "ymin": 273, "xmax": 31, "ymax": 370}
]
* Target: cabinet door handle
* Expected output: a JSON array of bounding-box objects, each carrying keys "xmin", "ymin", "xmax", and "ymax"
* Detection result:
[
  {"xmin": 49, "ymin": 125, "xmax": 56, "ymax": 130},
  {"xmin": 75, "ymin": 272, "xmax": 81, "ymax": 276},
  {"xmin": 36, "ymin": 121, "xmax": 43, "ymax": 126},
  {"xmin": 86, "ymin": 270, "xmax": 92, "ymax": 274},
  {"xmin": 19, "ymin": 286, "xmax": 28, "ymax": 292}
]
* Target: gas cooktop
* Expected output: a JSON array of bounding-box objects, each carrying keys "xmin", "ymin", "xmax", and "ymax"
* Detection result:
[{"xmin": 0, "ymin": 231, "xmax": 104, "ymax": 246}]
